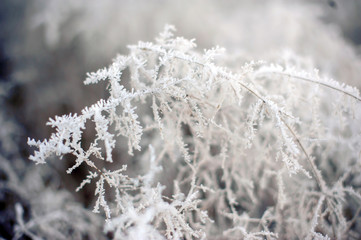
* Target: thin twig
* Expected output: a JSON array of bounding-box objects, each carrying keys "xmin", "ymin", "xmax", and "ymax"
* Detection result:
[
  {"xmin": 269, "ymin": 71, "xmax": 361, "ymax": 102},
  {"xmin": 281, "ymin": 118, "xmax": 325, "ymax": 192}
]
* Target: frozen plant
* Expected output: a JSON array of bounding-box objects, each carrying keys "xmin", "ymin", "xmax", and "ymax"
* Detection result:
[{"xmin": 28, "ymin": 26, "xmax": 361, "ymax": 239}]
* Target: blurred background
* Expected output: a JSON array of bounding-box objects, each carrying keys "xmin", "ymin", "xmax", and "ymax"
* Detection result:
[{"xmin": 0, "ymin": 0, "xmax": 361, "ymax": 238}]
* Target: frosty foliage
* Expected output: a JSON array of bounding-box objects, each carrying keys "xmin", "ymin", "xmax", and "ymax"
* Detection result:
[{"xmin": 28, "ymin": 26, "xmax": 361, "ymax": 239}]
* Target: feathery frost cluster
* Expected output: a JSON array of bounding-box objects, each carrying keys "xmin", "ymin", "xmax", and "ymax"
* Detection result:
[{"xmin": 27, "ymin": 26, "xmax": 361, "ymax": 239}]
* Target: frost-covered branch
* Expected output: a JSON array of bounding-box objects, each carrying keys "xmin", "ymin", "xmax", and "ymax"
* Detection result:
[{"xmin": 28, "ymin": 25, "xmax": 361, "ymax": 239}]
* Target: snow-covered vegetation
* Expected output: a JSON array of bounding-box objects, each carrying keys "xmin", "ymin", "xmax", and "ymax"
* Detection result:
[{"xmin": 1, "ymin": 0, "xmax": 361, "ymax": 239}]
